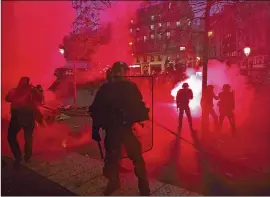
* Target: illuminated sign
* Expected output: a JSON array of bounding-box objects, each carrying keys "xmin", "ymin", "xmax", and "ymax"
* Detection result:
[{"xmin": 129, "ymin": 64, "xmax": 141, "ymax": 68}]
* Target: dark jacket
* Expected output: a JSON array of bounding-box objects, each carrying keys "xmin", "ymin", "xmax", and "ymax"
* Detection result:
[
  {"xmin": 176, "ymin": 88, "xmax": 193, "ymax": 108},
  {"xmin": 218, "ymin": 90, "xmax": 235, "ymax": 110},
  {"xmin": 90, "ymin": 79, "xmax": 149, "ymax": 130}
]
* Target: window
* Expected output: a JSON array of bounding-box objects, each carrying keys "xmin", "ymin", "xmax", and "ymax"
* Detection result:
[
  {"xmin": 136, "ymin": 28, "xmax": 140, "ymax": 32},
  {"xmin": 151, "ymin": 15, "xmax": 155, "ymax": 20},
  {"xmin": 180, "ymin": 46, "xmax": 185, "ymax": 51},
  {"xmin": 130, "ymin": 29, "xmax": 133, "ymax": 33},
  {"xmin": 169, "ymin": 2, "xmax": 172, "ymax": 9},
  {"xmin": 143, "ymin": 36, "xmax": 147, "ymax": 42},
  {"xmin": 150, "ymin": 25, "xmax": 154, "ymax": 30},
  {"xmin": 151, "ymin": 56, "xmax": 154, "ymax": 62},
  {"xmin": 158, "ymin": 55, "xmax": 162, "ymax": 61},
  {"xmin": 167, "ymin": 22, "xmax": 170, "ymax": 27},
  {"xmin": 176, "ymin": 21, "xmax": 181, "ymax": 26},
  {"xmin": 158, "ymin": 23, "xmax": 162, "ymax": 27},
  {"xmin": 151, "ymin": 34, "xmax": 154, "ymax": 39},
  {"xmin": 136, "ymin": 37, "xmax": 140, "ymax": 42},
  {"xmin": 166, "ymin": 31, "xmax": 171, "ymax": 38},
  {"xmin": 157, "ymin": 34, "xmax": 162, "ymax": 40},
  {"xmin": 188, "ymin": 20, "xmax": 191, "ymax": 25},
  {"xmin": 130, "ymin": 20, "xmax": 134, "ymax": 24}
]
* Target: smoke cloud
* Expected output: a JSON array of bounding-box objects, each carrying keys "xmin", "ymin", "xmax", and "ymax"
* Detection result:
[
  {"xmin": 171, "ymin": 60, "xmax": 255, "ymax": 125},
  {"xmin": 1, "ymin": 1, "xmax": 75, "ymax": 116}
]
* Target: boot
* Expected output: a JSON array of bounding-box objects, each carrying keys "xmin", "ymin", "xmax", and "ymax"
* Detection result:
[
  {"xmin": 104, "ymin": 180, "xmax": 120, "ymax": 196},
  {"xmin": 24, "ymin": 154, "xmax": 31, "ymax": 163},
  {"xmin": 138, "ymin": 179, "xmax": 150, "ymax": 196}
]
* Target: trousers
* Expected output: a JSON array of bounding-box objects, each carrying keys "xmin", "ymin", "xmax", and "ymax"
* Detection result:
[
  {"xmin": 178, "ymin": 105, "xmax": 193, "ymax": 132},
  {"xmin": 7, "ymin": 110, "xmax": 35, "ymax": 161},
  {"xmin": 103, "ymin": 125, "xmax": 149, "ymax": 192},
  {"xmin": 218, "ymin": 108, "xmax": 236, "ymax": 135},
  {"xmin": 205, "ymin": 106, "xmax": 219, "ymax": 131}
]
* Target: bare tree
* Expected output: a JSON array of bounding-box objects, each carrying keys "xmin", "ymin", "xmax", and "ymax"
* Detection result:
[
  {"xmin": 72, "ymin": 0, "xmax": 111, "ymax": 34},
  {"xmin": 61, "ymin": 0, "xmax": 112, "ymax": 62}
]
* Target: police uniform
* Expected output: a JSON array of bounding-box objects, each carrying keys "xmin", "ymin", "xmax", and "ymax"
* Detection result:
[
  {"xmin": 176, "ymin": 83, "xmax": 193, "ymax": 132},
  {"xmin": 201, "ymin": 85, "xmax": 219, "ymax": 131},
  {"xmin": 90, "ymin": 62, "xmax": 150, "ymax": 196},
  {"xmin": 218, "ymin": 84, "xmax": 236, "ymax": 135}
]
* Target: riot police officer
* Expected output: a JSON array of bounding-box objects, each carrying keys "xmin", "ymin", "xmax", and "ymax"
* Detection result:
[
  {"xmin": 176, "ymin": 83, "xmax": 194, "ymax": 132},
  {"xmin": 218, "ymin": 84, "xmax": 236, "ymax": 136},
  {"xmin": 201, "ymin": 85, "xmax": 219, "ymax": 132},
  {"xmin": 90, "ymin": 61, "xmax": 150, "ymax": 196}
]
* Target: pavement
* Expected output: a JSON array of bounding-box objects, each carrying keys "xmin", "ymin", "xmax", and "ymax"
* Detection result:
[
  {"xmin": 1, "ymin": 157, "xmax": 76, "ymax": 196},
  {"xmin": 1, "ymin": 153, "xmax": 202, "ymax": 196}
]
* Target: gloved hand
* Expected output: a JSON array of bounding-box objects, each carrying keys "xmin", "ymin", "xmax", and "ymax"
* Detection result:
[{"xmin": 92, "ymin": 126, "xmax": 101, "ymax": 142}]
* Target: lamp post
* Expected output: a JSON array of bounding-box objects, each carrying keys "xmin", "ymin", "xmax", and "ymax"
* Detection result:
[
  {"xmin": 59, "ymin": 47, "xmax": 77, "ymax": 108},
  {"xmin": 243, "ymin": 47, "xmax": 251, "ymax": 76}
]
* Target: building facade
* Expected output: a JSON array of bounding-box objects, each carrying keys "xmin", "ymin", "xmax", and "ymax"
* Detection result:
[
  {"xmin": 129, "ymin": 1, "xmax": 203, "ymax": 75},
  {"xmin": 209, "ymin": 2, "xmax": 270, "ymax": 71}
]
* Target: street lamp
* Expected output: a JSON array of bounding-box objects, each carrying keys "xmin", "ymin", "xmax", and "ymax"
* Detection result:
[
  {"xmin": 59, "ymin": 48, "xmax": 65, "ymax": 55},
  {"xmin": 243, "ymin": 47, "xmax": 251, "ymax": 76},
  {"xmin": 243, "ymin": 47, "xmax": 251, "ymax": 57}
]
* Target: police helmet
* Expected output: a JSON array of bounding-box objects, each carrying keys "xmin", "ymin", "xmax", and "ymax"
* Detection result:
[
  {"xmin": 106, "ymin": 68, "xmax": 112, "ymax": 80},
  {"xmin": 111, "ymin": 61, "xmax": 130, "ymax": 74},
  {"xmin": 222, "ymin": 84, "xmax": 231, "ymax": 90},
  {"xmin": 182, "ymin": 83, "xmax": 189, "ymax": 88}
]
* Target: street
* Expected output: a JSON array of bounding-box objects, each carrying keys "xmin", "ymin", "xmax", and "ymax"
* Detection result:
[
  {"xmin": 2, "ymin": 84, "xmax": 270, "ymax": 195},
  {"xmin": 2, "ymin": 0, "xmax": 270, "ymax": 195}
]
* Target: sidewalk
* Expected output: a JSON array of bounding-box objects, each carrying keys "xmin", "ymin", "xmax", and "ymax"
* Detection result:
[
  {"xmin": 1, "ymin": 157, "xmax": 76, "ymax": 196},
  {"xmin": 2, "ymin": 153, "xmax": 203, "ymax": 196}
]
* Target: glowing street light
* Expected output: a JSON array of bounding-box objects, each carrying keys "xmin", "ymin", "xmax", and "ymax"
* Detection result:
[
  {"xmin": 208, "ymin": 31, "xmax": 213, "ymax": 37},
  {"xmin": 243, "ymin": 47, "xmax": 251, "ymax": 76},
  {"xmin": 129, "ymin": 42, "xmax": 133, "ymax": 46},
  {"xmin": 59, "ymin": 48, "xmax": 65, "ymax": 55},
  {"xmin": 196, "ymin": 56, "xmax": 201, "ymax": 61},
  {"xmin": 243, "ymin": 47, "xmax": 251, "ymax": 57}
]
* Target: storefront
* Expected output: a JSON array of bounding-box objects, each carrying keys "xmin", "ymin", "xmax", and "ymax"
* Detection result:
[{"xmin": 150, "ymin": 64, "xmax": 162, "ymax": 75}]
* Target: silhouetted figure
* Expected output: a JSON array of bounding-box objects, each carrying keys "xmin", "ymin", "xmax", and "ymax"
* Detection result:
[
  {"xmin": 218, "ymin": 84, "xmax": 236, "ymax": 136},
  {"xmin": 90, "ymin": 61, "xmax": 150, "ymax": 196},
  {"xmin": 5, "ymin": 77, "xmax": 41, "ymax": 166},
  {"xmin": 176, "ymin": 83, "xmax": 194, "ymax": 132},
  {"xmin": 201, "ymin": 85, "xmax": 219, "ymax": 132}
]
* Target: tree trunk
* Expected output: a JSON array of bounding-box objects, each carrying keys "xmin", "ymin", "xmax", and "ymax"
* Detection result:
[{"xmin": 201, "ymin": 1, "xmax": 211, "ymax": 137}]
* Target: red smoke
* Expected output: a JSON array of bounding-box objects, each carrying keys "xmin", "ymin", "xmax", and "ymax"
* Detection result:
[
  {"xmin": 91, "ymin": 2, "xmax": 141, "ymax": 67},
  {"xmin": 1, "ymin": 1, "xmax": 75, "ymax": 117},
  {"xmin": 2, "ymin": 3, "xmax": 265, "ymax": 187}
]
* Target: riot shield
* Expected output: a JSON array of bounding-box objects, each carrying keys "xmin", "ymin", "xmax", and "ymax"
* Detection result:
[
  {"xmin": 120, "ymin": 76, "xmax": 154, "ymax": 158},
  {"xmin": 49, "ymin": 76, "xmax": 153, "ymax": 159}
]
